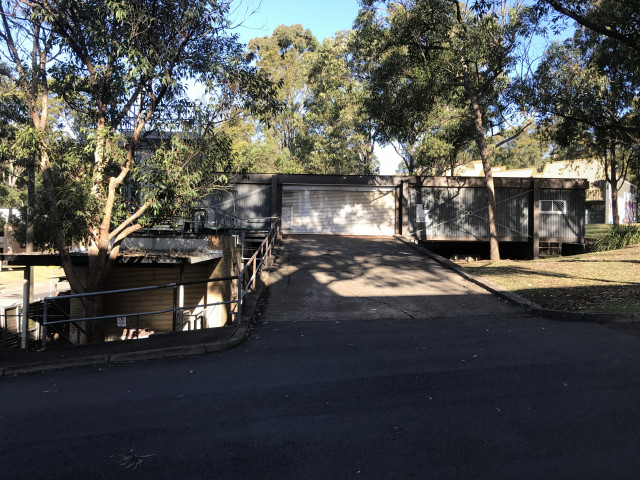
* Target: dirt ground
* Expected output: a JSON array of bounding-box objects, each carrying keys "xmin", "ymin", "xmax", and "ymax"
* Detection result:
[{"xmin": 455, "ymin": 245, "xmax": 640, "ymax": 313}]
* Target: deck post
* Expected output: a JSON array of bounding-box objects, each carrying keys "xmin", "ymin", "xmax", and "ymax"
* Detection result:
[
  {"xmin": 529, "ymin": 179, "xmax": 540, "ymax": 260},
  {"xmin": 21, "ymin": 266, "xmax": 32, "ymax": 349},
  {"xmin": 271, "ymin": 174, "xmax": 279, "ymax": 235},
  {"xmin": 177, "ymin": 263, "xmax": 185, "ymax": 331}
]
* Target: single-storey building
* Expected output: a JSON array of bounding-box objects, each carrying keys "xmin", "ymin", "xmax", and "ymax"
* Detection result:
[{"xmin": 207, "ymin": 173, "xmax": 588, "ymax": 259}]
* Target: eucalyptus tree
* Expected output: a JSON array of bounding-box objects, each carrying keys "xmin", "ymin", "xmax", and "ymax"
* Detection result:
[
  {"xmin": 248, "ymin": 24, "xmax": 318, "ymax": 168},
  {"xmin": 351, "ymin": 1, "xmax": 458, "ymax": 175},
  {"xmin": 221, "ymin": 109, "xmax": 304, "ymax": 174},
  {"xmin": 491, "ymin": 124, "xmax": 546, "ymax": 172},
  {"xmin": 473, "ymin": 0, "xmax": 640, "ymax": 53},
  {"xmin": 416, "ymin": 113, "xmax": 476, "ymax": 176},
  {"xmin": 531, "ymin": 28, "xmax": 640, "ymax": 224},
  {"xmin": 353, "ymin": 0, "xmax": 536, "ymax": 260},
  {"xmin": 0, "ymin": 73, "xmax": 28, "ymax": 208},
  {"xmin": 305, "ymin": 30, "xmax": 378, "ymax": 175},
  {"xmin": 0, "ymin": 0, "xmax": 266, "ymax": 338}
]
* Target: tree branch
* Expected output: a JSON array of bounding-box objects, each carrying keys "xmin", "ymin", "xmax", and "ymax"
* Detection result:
[
  {"xmin": 108, "ymin": 200, "xmax": 151, "ymax": 241},
  {"xmin": 488, "ymin": 120, "xmax": 532, "ymax": 156},
  {"xmin": 543, "ymin": 0, "xmax": 639, "ymax": 50}
]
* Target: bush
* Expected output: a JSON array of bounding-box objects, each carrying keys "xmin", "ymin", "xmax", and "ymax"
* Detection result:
[{"xmin": 591, "ymin": 224, "xmax": 640, "ymax": 252}]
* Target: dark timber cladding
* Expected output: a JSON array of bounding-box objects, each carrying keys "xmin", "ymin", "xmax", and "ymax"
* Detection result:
[
  {"xmin": 408, "ymin": 177, "xmax": 588, "ymax": 255},
  {"xmin": 209, "ymin": 182, "xmax": 272, "ymax": 229},
  {"xmin": 208, "ymin": 174, "xmax": 588, "ymax": 256},
  {"xmin": 209, "ymin": 174, "xmax": 402, "ymax": 235}
]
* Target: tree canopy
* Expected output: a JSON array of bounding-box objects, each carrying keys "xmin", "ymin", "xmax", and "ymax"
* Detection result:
[
  {"xmin": 530, "ymin": 25, "xmax": 640, "ymax": 223},
  {"xmin": 352, "ymin": 0, "xmax": 537, "ymax": 259},
  {"xmin": 0, "ymin": 0, "xmax": 270, "ymax": 338}
]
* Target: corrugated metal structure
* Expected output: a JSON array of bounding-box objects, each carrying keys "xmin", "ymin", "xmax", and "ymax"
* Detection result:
[
  {"xmin": 408, "ymin": 177, "xmax": 586, "ymax": 242},
  {"xmin": 539, "ymin": 188, "xmax": 585, "ymax": 240},
  {"xmin": 410, "ymin": 186, "xmax": 530, "ymax": 240},
  {"xmin": 208, "ymin": 183, "xmax": 272, "ymax": 230},
  {"xmin": 281, "ymin": 185, "xmax": 396, "ymax": 236},
  {"xmin": 208, "ymin": 174, "xmax": 588, "ymax": 258}
]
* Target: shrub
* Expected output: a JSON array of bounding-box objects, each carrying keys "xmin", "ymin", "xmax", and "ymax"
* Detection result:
[{"xmin": 591, "ymin": 224, "xmax": 640, "ymax": 252}]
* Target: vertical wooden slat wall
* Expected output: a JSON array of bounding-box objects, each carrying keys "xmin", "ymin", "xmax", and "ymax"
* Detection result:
[
  {"xmin": 209, "ymin": 183, "xmax": 272, "ymax": 227},
  {"xmin": 539, "ymin": 189, "xmax": 586, "ymax": 240},
  {"xmin": 67, "ymin": 258, "xmax": 234, "ymax": 342},
  {"xmin": 412, "ymin": 186, "xmax": 529, "ymax": 240}
]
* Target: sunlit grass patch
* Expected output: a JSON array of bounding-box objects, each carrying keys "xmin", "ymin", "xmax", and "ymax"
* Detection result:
[{"xmin": 456, "ymin": 245, "xmax": 640, "ymax": 313}]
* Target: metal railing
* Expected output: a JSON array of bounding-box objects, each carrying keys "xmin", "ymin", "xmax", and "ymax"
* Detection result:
[
  {"xmin": 208, "ymin": 207, "xmax": 275, "ymax": 231},
  {"xmin": 240, "ymin": 217, "xmax": 279, "ymax": 300},
  {"xmin": 1, "ymin": 303, "xmax": 22, "ymax": 350},
  {"xmin": 40, "ymin": 217, "xmax": 280, "ymax": 349},
  {"xmin": 0, "ymin": 301, "xmax": 43, "ymax": 350}
]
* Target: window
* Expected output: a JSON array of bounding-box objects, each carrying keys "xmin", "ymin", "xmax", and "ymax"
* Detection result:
[{"xmin": 540, "ymin": 199, "xmax": 567, "ymax": 214}]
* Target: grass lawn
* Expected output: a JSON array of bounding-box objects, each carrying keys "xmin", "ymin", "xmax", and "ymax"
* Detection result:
[
  {"xmin": 454, "ymin": 245, "xmax": 640, "ymax": 313},
  {"xmin": 585, "ymin": 223, "xmax": 612, "ymax": 239},
  {"xmin": 0, "ymin": 265, "xmax": 65, "ymax": 285}
]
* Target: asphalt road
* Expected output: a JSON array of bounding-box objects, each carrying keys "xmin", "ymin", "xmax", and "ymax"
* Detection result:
[
  {"xmin": 3, "ymin": 315, "xmax": 640, "ymax": 479},
  {"xmin": 3, "ymin": 237, "xmax": 640, "ymax": 478}
]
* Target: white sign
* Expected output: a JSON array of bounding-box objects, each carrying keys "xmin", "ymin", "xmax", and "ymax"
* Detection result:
[
  {"xmin": 416, "ymin": 204, "xmax": 430, "ymax": 223},
  {"xmin": 117, "ymin": 316, "xmax": 127, "ymax": 327}
]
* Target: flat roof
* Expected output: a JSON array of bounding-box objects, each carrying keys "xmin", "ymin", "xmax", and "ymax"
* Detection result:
[{"xmin": 0, "ymin": 250, "xmax": 224, "ymax": 267}]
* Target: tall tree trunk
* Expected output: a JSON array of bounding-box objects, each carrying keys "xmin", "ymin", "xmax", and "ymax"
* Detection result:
[
  {"xmin": 25, "ymin": 156, "xmax": 35, "ymax": 254},
  {"xmin": 610, "ymin": 156, "xmax": 619, "ymax": 225},
  {"xmin": 462, "ymin": 68, "xmax": 500, "ymax": 260},
  {"xmin": 5, "ymin": 207, "xmax": 13, "ymax": 254},
  {"xmin": 83, "ymin": 283, "xmax": 106, "ymax": 343}
]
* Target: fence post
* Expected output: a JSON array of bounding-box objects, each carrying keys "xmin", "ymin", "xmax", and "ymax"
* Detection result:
[
  {"xmin": 236, "ymin": 270, "xmax": 243, "ymax": 325},
  {"xmin": 172, "ymin": 284, "xmax": 178, "ymax": 331},
  {"xmin": 42, "ymin": 299, "xmax": 48, "ymax": 350},
  {"xmin": 1, "ymin": 307, "xmax": 5, "ymax": 348},
  {"xmin": 252, "ymin": 255, "xmax": 257, "ymax": 291},
  {"xmin": 21, "ymin": 269, "xmax": 31, "ymax": 350}
]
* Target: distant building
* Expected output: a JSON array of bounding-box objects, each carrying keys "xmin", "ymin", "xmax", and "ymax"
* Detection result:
[{"xmin": 540, "ymin": 160, "xmax": 636, "ymax": 225}]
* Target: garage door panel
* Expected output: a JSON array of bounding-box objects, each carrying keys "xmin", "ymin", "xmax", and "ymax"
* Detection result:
[{"xmin": 282, "ymin": 188, "xmax": 395, "ymax": 236}]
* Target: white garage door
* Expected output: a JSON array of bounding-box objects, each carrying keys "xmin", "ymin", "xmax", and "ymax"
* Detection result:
[{"xmin": 281, "ymin": 185, "xmax": 396, "ymax": 236}]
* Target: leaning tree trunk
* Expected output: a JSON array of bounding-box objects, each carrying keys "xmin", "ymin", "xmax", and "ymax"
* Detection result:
[
  {"xmin": 83, "ymin": 219, "xmax": 116, "ymax": 343},
  {"xmin": 463, "ymin": 72, "xmax": 500, "ymax": 261},
  {"xmin": 478, "ymin": 139, "xmax": 500, "ymax": 261},
  {"xmin": 83, "ymin": 293, "xmax": 106, "ymax": 344}
]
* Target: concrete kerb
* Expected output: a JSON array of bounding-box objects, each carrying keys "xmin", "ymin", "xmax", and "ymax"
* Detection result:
[
  {"xmin": 2, "ymin": 355, "xmax": 110, "ymax": 377},
  {"xmin": 394, "ymin": 235, "xmax": 638, "ymax": 324},
  {"xmin": 1, "ymin": 240, "xmax": 280, "ymax": 377}
]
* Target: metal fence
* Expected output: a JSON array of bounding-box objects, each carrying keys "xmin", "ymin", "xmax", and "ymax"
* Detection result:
[
  {"xmin": 38, "ymin": 218, "xmax": 279, "ymax": 350},
  {"xmin": 1, "ymin": 302, "xmax": 43, "ymax": 351},
  {"xmin": 1, "ymin": 304, "xmax": 22, "ymax": 350}
]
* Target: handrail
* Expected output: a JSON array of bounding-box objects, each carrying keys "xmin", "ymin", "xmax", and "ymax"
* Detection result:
[
  {"xmin": 239, "ymin": 217, "xmax": 279, "ymax": 302},
  {"xmin": 209, "ymin": 206, "xmax": 276, "ymax": 230}
]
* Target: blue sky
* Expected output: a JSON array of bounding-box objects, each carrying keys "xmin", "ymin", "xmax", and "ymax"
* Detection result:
[{"xmin": 233, "ymin": 0, "xmax": 362, "ymax": 44}]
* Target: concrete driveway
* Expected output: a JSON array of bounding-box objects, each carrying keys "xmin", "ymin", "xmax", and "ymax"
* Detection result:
[{"xmin": 263, "ymin": 235, "xmax": 522, "ymax": 322}]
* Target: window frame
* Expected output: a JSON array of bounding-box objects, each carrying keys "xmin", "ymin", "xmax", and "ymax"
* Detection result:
[{"xmin": 539, "ymin": 199, "xmax": 567, "ymax": 215}]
